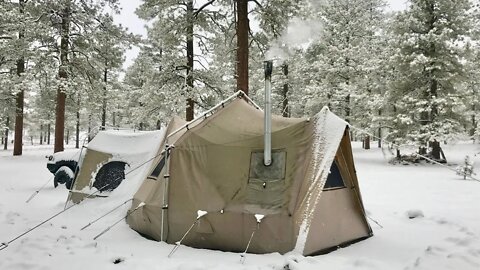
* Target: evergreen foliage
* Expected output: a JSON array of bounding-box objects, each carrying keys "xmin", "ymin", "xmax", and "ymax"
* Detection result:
[{"xmin": 1, "ymin": 0, "xmax": 480, "ymax": 153}]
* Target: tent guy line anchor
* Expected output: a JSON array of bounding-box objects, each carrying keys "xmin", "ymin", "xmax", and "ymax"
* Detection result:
[
  {"xmin": 0, "ymin": 182, "xmax": 111, "ymax": 252},
  {"xmin": 366, "ymin": 215, "xmax": 383, "ymax": 228},
  {"xmin": 80, "ymin": 198, "xmax": 133, "ymax": 231},
  {"xmin": 25, "ymin": 176, "xmax": 53, "ymax": 203},
  {"xmin": 240, "ymin": 214, "xmax": 265, "ymax": 264},
  {"xmin": 93, "ymin": 202, "xmax": 145, "ymax": 240},
  {"xmin": 168, "ymin": 210, "xmax": 208, "ymax": 258}
]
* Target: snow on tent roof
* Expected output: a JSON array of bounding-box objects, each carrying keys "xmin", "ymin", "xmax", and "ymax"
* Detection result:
[
  {"xmin": 87, "ymin": 130, "xmax": 165, "ymax": 155},
  {"xmin": 68, "ymin": 129, "xmax": 166, "ymax": 204}
]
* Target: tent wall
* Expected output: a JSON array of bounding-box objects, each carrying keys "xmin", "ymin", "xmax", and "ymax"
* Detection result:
[
  {"xmin": 303, "ymin": 131, "xmax": 372, "ymax": 255},
  {"xmin": 127, "ymin": 118, "xmax": 187, "ymax": 240},
  {"xmin": 69, "ymin": 149, "xmax": 112, "ymax": 203},
  {"xmin": 164, "ymin": 115, "xmax": 310, "ymax": 253}
]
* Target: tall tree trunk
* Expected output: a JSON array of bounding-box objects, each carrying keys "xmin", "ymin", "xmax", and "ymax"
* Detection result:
[
  {"xmin": 13, "ymin": 0, "xmax": 25, "ymax": 156},
  {"xmin": 471, "ymin": 107, "xmax": 476, "ymax": 137},
  {"xmin": 186, "ymin": 0, "xmax": 194, "ymax": 121},
  {"xmin": 345, "ymin": 94, "xmax": 351, "ymax": 123},
  {"xmin": 40, "ymin": 124, "xmax": 43, "ymax": 145},
  {"xmin": 102, "ymin": 66, "xmax": 107, "ymax": 129},
  {"xmin": 4, "ymin": 116, "xmax": 9, "ymax": 150},
  {"xmin": 75, "ymin": 93, "xmax": 80, "ymax": 149},
  {"xmin": 66, "ymin": 129, "xmax": 69, "ymax": 145},
  {"xmin": 54, "ymin": 3, "xmax": 70, "ymax": 153},
  {"xmin": 363, "ymin": 135, "xmax": 370, "ymax": 150},
  {"xmin": 281, "ymin": 64, "xmax": 289, "ymax": 117},
  {"xmin": 47, "ymin": 123, "xmax": 51, "ymax": 144},
  {"xmin": 378, "ymin": 109, "xmax": 382, "ymax": 148},
  {"xmin": 88, "ymin": 114, "xmax": 92, "ymax": 142},
  {"xmin": 236, "ymin": 0, "xmax": 249, "ymax": 95}
]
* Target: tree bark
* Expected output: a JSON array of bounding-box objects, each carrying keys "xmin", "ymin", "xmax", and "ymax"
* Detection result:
[
  {"xmin": 75, "ymin": 93, "xmax": 80, "ymax": 149},
  {"xmin": 363, "ymin": 135, "xmax": 370, "ymax": 150},
  {"xmin": 101, "ymin": 66, "xmax": 107, "ymax": 129},
  {"xmin": 4, "ymin": 116, "xmax": 9, "ymax": 150},
  {"xmin": 13, "ymin": 0, "xmax": 25, "ymax": 156},
  {"xmin": 236, "ymin": 0, "xmax": 249, "ymax": 95},
  {"xmin": 47, "ymin": 123, "xmax": 51, "ymax": 144},
  {"xmin": 40, "ymin": 124, "xmax": 43, "ymax": 145},
  {"xmin": 345, "ymin": 94, "xmax": 350, "ymax": 123},
  {"xmin": 186, "ymin": 0, "xmax": 194, "ymax": 121},
  {"xmin": 281, "ymin": 64, "xmax": 289, "ymax": 117},
  {"xmin": 471, "ymin": 110, "xmax": 476, "ymax": 137},
  {"xmin": 88, "ymin": 114, "xmax": 92, "ymax": 142},
  {"xmin": 54, "ymin": 3, "xmax": 70, "ymax": 153},
  {"xmin": 66, "ymin": 129, "xmax": 69, "ymax": 145},
  {"xmin": 378, "ymin": 109, "xmax": 382, "ymax": 148}
]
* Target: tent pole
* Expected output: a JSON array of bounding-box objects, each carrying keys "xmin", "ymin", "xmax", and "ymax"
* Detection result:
[{"xmin": 161, "ymin": 142, "xmax": 171, "ymax": 242}]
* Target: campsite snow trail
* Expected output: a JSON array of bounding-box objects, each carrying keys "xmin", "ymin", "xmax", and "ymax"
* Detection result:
[{"xmin": 1, "ymin": 142, "xmax": 480, "ymax": 270}]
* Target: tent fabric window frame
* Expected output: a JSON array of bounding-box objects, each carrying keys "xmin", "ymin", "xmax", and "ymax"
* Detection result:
[
  {"xmin": 323, "ymin": 160, "xmax": 346, "ymax": 191},
  {"xmin": 148, "ymin": 154, "xmax": 166, "ymax": 180}
]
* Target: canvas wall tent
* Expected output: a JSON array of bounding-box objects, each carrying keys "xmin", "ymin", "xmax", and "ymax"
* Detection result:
[
  {"xmin": 67, "ymin": 130, "xmax": 165, "ymax": 204},
  {"xmin": 127, "ymin": 93, "xmax": 372, "ymax": 255}
]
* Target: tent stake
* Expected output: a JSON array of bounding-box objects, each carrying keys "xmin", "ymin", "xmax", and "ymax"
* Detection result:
[
  {"xmin": 240, "ymin": 214, "xmax": 265, "ymax": 264},
  {"xmin": 168, "ymin": 211, "xmax": 208, "ymax": 258},
  {"xmin": 80, "ymin": 198, "xmax": 133, "ymax": 230}
]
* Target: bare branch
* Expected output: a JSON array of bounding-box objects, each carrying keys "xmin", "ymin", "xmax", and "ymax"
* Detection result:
[
  {"xmin": 194, "ymin": 0, "xmax": 216, "ymax": 18},
  {"xmin": 249, "ymin": 0, "xmax": 262, "ymax": 8}
]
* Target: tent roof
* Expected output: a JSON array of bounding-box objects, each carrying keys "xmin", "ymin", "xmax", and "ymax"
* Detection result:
[{"xmin": 173, "ymin": 98, "xmax": 306, "ymax": 146}]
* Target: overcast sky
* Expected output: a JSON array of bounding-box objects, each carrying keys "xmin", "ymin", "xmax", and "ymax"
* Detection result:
[{"xmin": 116, "ymin": 0, "xmax": 408, "ymax": 70}]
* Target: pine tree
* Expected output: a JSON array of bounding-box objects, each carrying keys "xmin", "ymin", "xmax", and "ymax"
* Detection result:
[
  {"xmin": 136, "ymin": 0, "xmax": 217, "ymax": 121},
  {"xmin": 387, "ymin": 0, "xmax": 475, "ymax": 145},
  {"xmin": 305, "ymin": 0, "xmax": 387, "ymax": 127}
]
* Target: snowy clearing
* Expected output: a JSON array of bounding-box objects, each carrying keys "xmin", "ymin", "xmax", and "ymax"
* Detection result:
[{"xmin": 1, "ymin": 142, "xmax": 480, "ymax": 270}]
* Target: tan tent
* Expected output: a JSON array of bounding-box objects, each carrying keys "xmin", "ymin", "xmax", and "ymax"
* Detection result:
[
  {"xmin": 127, "ymin": 93, "xmax": 372, "ymax": 255},
  {"xmin": 68, "ymin": 130, "xmax": 165, "ymax": 204}
]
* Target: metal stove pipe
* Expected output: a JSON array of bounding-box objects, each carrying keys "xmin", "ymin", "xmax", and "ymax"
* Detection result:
[{"xmin": 264, "ymin": 60, "xmax": 273, "ymax": 166}]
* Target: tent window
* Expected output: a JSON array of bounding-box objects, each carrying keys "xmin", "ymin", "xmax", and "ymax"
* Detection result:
[
  {"xmin": 149, "ymin": 155, "xmax": 166, "ymax": 179},
  {"xmin": 93, "ymin": 161, "xmax": 127, "ymax": 192},
  {"xmin": 323, "ymin": 161, "xmax": 346, "ymax": 190}
]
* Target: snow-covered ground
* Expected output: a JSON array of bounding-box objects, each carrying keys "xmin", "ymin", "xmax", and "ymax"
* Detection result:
[{"xmin": 1, "ymin": 142, "xmax": 480, "ymax": 270}]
